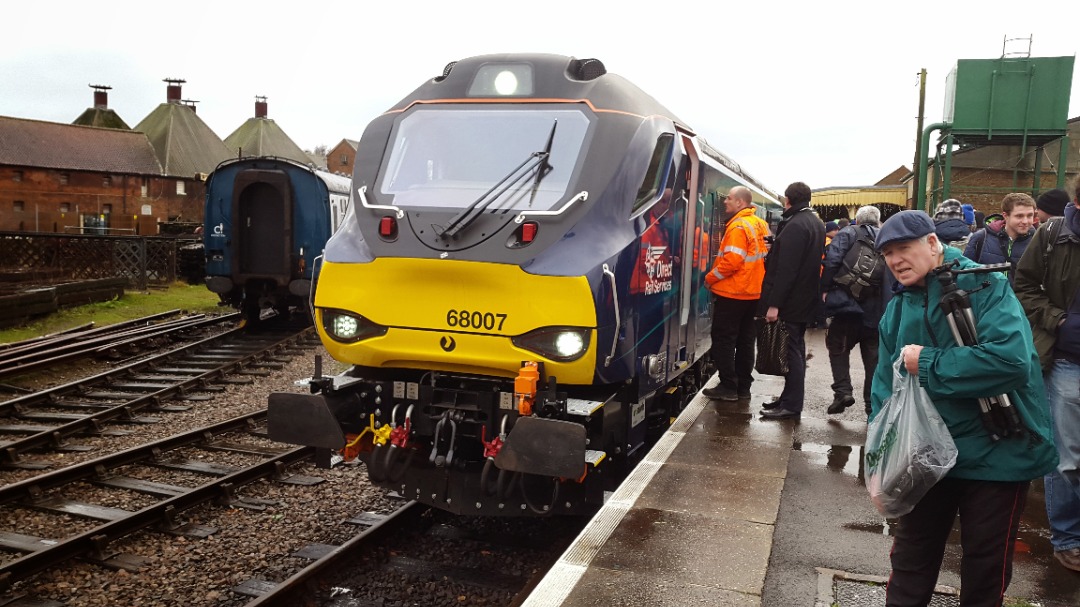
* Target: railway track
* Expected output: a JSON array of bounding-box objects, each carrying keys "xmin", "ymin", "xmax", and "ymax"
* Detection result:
[
  {"xmin": 0, "ymin": 317, "xmax": 579, "ymax": 607},
  {"xmin": 244, "ymin": 500, "xmax": 584, "ymax": 607},
  {"xmin": 0, "ymin": 322, "xmax": 317, "ymax": 471},
  {"xmin": 0, "ymin": 311, "xmax": 239, "ymax": 382},
  {"xmin": 0, "ymin": 411, "xmax": 320, "ymax": 596}
]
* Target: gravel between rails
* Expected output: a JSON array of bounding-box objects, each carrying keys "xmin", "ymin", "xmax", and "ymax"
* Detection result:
[{"xmin": 1, "ymin": 339, "xmax": 406, "ymax": 607}]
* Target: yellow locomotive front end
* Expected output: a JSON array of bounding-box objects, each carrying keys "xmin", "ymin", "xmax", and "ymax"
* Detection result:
[{"xmin": 314, "ymin": 257, "xmax": 597, "ymax": 384}]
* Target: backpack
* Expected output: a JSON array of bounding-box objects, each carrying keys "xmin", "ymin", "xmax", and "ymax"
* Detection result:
[{"xmin": 833, "ymin": 225, "xmax": 885, "ymax": 302}]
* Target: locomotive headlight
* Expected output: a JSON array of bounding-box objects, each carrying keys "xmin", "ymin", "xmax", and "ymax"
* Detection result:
[
  {"xmin": 320, "ymin": 308, "xmax": 388, "ymax": 344},
  {"xmin": 555, "ymin": 331, "xmax": 585, "ymax": 358},
  {"xmin": 333, "ymin": 315, "xmax": 359, "ymax": 338},
  {"xmin": 493, "ymin": 71, "xmax": 518, "ymax": 95},
  {"xmin": 468, "ymin": 63, "xmax": 533, "ymax": 96},
  {"xmin": 512, "ymin": 326, "xmax": 590, "ymax": 362}
]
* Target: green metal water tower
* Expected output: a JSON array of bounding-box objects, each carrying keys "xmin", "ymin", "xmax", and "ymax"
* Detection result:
[{"xmin": 917, "ymin": 50, "xmax": 1074, "ymax": 211}]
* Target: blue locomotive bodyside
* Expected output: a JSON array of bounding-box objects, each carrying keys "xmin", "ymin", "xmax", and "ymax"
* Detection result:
[{"xmin": 203, "ymin": 156, "xmax": 351, "ymax": 320}]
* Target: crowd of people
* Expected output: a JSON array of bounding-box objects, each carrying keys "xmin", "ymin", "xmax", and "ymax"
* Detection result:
[{"xmin": 702, "ymin": 181, "xmax": 1080, "ymax": 605}]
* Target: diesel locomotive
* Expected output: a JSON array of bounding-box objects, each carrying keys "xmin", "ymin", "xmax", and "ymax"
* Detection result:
[
  {"xmin": 203, "ymin": 156, "xmax": 351, "ymax": 322},
  {"xmin": 268, "ymin": 54, "xmax": 780, "ymax": 515}
]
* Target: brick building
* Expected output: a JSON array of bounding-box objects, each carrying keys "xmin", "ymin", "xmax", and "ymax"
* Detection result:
[
  {"xmin": 327, "ymin": 138, "xmax": 358, "ymax": 177},
  {"xmin": 0, "ymin": 80, "xmax": 233, "ymax": 234}
]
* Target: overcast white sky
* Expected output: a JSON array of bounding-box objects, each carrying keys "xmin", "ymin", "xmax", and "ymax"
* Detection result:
[{"xmin": 2, "ymin": 1, "xmax": 1077, "ymax": 191}]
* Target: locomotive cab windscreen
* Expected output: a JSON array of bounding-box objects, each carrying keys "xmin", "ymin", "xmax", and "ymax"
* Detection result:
[{"xmin": 377, "ymin": 106, "xmax": 592, "ymax": 238}]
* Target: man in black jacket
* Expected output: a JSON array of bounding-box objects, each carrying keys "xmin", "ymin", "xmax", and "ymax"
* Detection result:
[{"xmin": 759, "ymin": 182, "xmax": 825, "ymax": 420}]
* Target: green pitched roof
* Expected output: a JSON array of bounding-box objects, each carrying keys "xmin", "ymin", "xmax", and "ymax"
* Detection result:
[
  {"xmin": 133, "ymin": 103, "xmax": 233, "ymax": 177},
  {"xmin": 72, "ymin": 108, "xmax": 131, "ymax": 130},
  {"xmin": 223, "ymin": 117, "xmax": 311, "ymax": 164}
]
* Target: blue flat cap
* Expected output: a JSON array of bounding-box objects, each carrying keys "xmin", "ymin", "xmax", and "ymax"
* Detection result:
[{"xmin": 876, "ymin": 210, "xmax": 935, "ymax": 251}]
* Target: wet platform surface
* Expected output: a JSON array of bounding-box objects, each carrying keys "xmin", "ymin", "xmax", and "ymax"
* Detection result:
[{"xmin": 524, "ymin": 328, "xmax": 1080, "ymax": 606}]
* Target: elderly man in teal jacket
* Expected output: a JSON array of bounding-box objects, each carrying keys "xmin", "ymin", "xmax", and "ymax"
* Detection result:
[{"xmin": 870, "ymin": 210, "xmax": 1057, "ymax": 607}]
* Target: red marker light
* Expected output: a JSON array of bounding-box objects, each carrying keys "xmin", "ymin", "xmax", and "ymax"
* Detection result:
[
  {"xmin": 521, "ymin": 221, "xmax": 538, "ymax": 243},
  {"xmin": 379, "ymin": 216, "xmax": 397, "ymax": 238}
]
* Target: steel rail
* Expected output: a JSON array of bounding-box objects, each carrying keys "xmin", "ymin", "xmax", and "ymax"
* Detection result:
[
  {"xmin": 0, "ymin": 326, "xmax": 311, "ymax": 465},
  {"xmin": 0, "ymin": 310, "xmax": 185, "ymax": 360},
  {"xmin": 0, "ymin": 313, "xmax": 236, "ymax": 377},
  {"xmin": 0, "ymin": 433, "xmax": 313, "ymax": 591},
  {"xmin": 242, "ymin": 501, "xmax": 424, "ymax": 607}
]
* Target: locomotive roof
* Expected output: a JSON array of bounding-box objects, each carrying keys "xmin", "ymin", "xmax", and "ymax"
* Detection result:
[{"xmin": 386, "ymin": 54, "xmax": 687, "ymax": 127}]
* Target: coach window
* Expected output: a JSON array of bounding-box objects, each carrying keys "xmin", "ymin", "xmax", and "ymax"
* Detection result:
[{"xmin": 632, "ymin": 134, "xmax": 674, "ymax": 214}]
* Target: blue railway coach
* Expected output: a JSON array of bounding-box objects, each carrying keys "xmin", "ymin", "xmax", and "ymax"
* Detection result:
[{"xmin": 203, "ymin": 156, "xmax": 351, "ymax": 321}]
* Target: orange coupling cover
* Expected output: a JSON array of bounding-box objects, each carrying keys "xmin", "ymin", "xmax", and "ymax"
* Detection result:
[{"xmin": 515, "ymin": 361, "xmax": 540, "ymax": 416}]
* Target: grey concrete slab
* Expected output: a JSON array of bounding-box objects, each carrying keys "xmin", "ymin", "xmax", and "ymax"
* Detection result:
[
  {"xmin": 684, "ymin": 406, "xmax": 794, "ymax": 446},
  {"xmin": 562, "ymin": 566, "xmax": 760, "ymax": 607},
  {"xmin": 634, "ymin": 461, "xmax": 785, "ymax": 524},
  {"xmin": 589, "ymin": 507, "xmax": 774, "ymax": 596},
  {"xmin": 667, "ymin": 432, "xmax": 791, "ymax": 479}
]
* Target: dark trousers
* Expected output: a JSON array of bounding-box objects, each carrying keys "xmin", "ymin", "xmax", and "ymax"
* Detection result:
[
  {"xmin": 710, "ymin": 296, "xmax": 758, "ymax": 393},
  {"xmin": 886, "ymin": 478, "xmax": 1030, "ymax": 607},
  {"xmin": 826, "ymin": 314, "xmax": 879, "ymax": 406},
  {"xmin": 777, "ymin": 321, "xmax": 807, "ymax": 412}
]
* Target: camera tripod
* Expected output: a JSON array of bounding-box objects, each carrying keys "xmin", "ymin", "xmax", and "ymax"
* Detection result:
[{"xmin": 932, "ymin": 260, "xmax": 1025, "ymax": 441}]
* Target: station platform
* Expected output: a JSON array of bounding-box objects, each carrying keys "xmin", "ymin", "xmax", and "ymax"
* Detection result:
[{"xmin": 522, "ymin": 328, "xmax": 1080, "ymax": 607}]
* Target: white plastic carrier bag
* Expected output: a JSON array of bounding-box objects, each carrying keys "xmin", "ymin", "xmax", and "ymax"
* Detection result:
[{"xmin": 863, "ymin": 355, "xmax": 958, "ymax": 518}]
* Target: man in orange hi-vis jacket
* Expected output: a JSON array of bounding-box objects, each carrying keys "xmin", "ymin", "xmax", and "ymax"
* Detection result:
[{"xmin": 702, "ymin": 186, "xmax": 771, "ymax": 401}]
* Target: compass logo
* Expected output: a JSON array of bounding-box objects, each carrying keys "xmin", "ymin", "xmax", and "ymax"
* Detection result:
[{"xmin": 440, "ymin": 335, "xmax": 456, "ymax": 352}]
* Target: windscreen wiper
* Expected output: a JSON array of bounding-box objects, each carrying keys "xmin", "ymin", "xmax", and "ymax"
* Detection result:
[
  {"xmin": 438, "ymin": 121, "xmax": 557, "ymax": 240},
  {"xmin": 518, "ymin": 120, "xmax": 557, "ymax": 212}
]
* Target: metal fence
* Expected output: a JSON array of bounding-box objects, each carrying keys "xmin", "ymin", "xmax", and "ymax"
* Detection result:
[{"xmin": 0, "ymin": 232, "xmax": 189, "ymax": 291}]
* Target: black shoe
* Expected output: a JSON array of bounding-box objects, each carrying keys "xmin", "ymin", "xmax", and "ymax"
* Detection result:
[
  {"xmin": 760, "ymin": 407, "xmax": 801, "ymax": 420},
  {"xmin": 702, "ymin": 386, "xmax": 739, "ymax": 401},
  {"xmin": 761, "ymin": 399, "xmax": 783, "ymax": 410},
  {"xmin": 737, "ymin": 391, "xmax": 752, "ymax": 400},
  {"xmin": 827, "ymin": 394, "xmax": 856, "ymax": 415}
]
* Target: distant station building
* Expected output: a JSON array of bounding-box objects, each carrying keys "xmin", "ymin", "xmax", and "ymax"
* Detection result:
[{"xmin": 810, "ymin": 169, "xmax": 911, "ymax": 222}]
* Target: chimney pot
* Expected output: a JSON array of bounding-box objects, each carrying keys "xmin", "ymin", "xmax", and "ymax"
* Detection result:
[
  {"xmin": 89, "ymin": 84, "xmax": 111, "ymax": 109},
  {"xmin": 164, "ymin": 78, "xmax": 186, "ymax": 103},
  {"xmin": 255, "ymin": 95, "xmax": 268, "ymax": 119}
]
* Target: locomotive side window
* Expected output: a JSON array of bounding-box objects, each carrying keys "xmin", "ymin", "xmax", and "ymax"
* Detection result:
[{"xmin": 632, "ymin": 134, "xmax": 675, "ymax": 214}]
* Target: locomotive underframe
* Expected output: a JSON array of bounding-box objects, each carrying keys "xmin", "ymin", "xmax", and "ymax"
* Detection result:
[{"xmin": 268, "ymin": 361, "xmax": 692, "ymax": 515}]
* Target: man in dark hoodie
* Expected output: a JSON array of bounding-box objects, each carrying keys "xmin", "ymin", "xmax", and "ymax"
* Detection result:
[
  {"xmin": 1014, "ymin": 185, "xmax": 1080, "ymax": 573},
  {"xmin": 758, "ymin": 181, "xmax": 825, "ymax": 420},
  {"xmin": 965, "ymin": 193, "xmax": 1036, "ymax": 285},
  {"xmin": 933, "ymin": 198, "xmax": 971, "ymax": 251}
]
